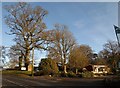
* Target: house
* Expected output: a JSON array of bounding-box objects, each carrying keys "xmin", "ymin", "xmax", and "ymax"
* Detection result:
[{"xmin": 84, "ymin": 64, "xmax": 109, "ymax": 76}]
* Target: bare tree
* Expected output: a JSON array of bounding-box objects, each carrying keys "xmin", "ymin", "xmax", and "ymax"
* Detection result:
[
  {"xmin": 4, "ymin": 2, "xmax": 48, "ymax": 70},
  {"xmin": 7, "ymin": 44, "xmax": 25, "ymax": 69},
  {"xmin": 48, "ymin": 24, "xmax": 76, "ymax": 73},
  {"xmin": 103, "ymin": 41, "xmax": 118, "ymax": 55},
  {"xmin": 0, "ymin": 46, "xmax": 7, "ymax": 66},
  {"xmin": 99, "ymin": 40, "xmax": 120, "ymax": 71}
]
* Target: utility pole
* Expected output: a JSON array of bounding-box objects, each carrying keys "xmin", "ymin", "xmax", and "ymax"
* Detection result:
[
  {"xmin": 30, "ymin": 33, "xmax": 34, "ymax": 77},
  {"xmin": 31, "ymin": 47, "xmax": 34, "ymax": 77}
]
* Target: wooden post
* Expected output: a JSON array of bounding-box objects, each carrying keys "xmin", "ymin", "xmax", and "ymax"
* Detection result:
[{"xmin": 31, "ymin": 47, "xmax": 34, "ymax": 77}]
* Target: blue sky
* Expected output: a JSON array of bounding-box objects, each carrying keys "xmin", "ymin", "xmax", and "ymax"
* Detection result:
[
  {"xmin": 2, "ymin": 2, "xmax": 118, "ymax": 60},
  {"xmin": 1, "ymin": 0, "xmax": 119, "ymax": 2}
]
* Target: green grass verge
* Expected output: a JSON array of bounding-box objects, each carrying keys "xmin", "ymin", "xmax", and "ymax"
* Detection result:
[{"xmin": 2, "ymin": 70, "xmax": 31, "ymax": 76}]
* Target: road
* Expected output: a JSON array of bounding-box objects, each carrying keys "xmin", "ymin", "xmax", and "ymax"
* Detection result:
[{"xmin": 1, "ymin": 74, "xmax": 111, "ymax": 88}]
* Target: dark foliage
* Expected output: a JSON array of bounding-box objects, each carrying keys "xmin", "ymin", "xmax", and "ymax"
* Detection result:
[{"xmin": 38, "ymin": 58, "xmax": 59, "ymax": 76}]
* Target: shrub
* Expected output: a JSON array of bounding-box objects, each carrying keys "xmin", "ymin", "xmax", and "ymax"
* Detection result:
[
  {"xmin": 76, "ymin": 73, "xmax": 82, "ymax": 78},
  {"xmin": 34, "ymin": 71, "xmax": 42, "ymax": 76},
  {"xmin": 67, "ymin": 71, "xmax": 76, "ymax": 77},
  {"xmin": 81, "ymin": 71, "xmax": 93, "ymax": 78},
  {"xmin": 36, "ymin": 70, "xmax": 49, "ymax": 76},
  {"xmin": 38, "ymin": 58, "xmax": 59, "ymax": 76},
  {"xmin": 60, "ymin": 72, "xmax": 68, "ymax": 77},
  {"xmin": 59, "ymin": 71, "xmax": 76, "ymax": 77}
]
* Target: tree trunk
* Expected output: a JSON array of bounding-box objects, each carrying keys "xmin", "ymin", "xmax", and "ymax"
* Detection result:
[
  {"xmin": 25, "ymin": 49, "xmax": 30, "ymax": 71},
  {"xmin": 75, "ymin": 68, "xmax": 78, "ymax": 74},
  {"xmin": 19, "ymin": 56, "xmax": 22, "ymax": 70},
  {"xmin": 63, "ymin": 54, "xmax": 67, "ymax": 73},
  {"xmin": 63, "ymin": 64, "xmax": 67, "ymax": 73}
]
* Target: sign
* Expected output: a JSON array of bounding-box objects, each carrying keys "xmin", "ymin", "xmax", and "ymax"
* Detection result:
[{"xmin": 21, "ymin": 67, "xmax": 26, "ymax": 71}]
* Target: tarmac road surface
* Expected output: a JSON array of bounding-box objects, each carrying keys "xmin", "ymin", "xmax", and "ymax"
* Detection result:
[{"xmin": 1, "ymin": 74, "xmax": 110, "ymax": 88}]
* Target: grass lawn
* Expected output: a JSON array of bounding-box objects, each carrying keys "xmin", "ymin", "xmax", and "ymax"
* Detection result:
[{"xmin": 2, "ymin": 70, "xmax": 31, "ymax": 76}]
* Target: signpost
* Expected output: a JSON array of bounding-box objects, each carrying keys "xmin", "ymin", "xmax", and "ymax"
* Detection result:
[
  {"xmin": 31, "ymin": 47, "xmax": 34, "ymax": 77},
  {"xmin": 114, "ymin": 25, "xmax": 120, "ymax": 47},
  {"xmin": 114, "ymin": 25, "xmax": 120, "ymax": 69}
]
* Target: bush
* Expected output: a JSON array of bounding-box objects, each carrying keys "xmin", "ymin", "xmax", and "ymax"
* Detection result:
[
  {"xmin": 67, "ymin": 71, "xmax": 76, "ymax": 77},
  {"xmin": 60, "ymin": 72, "xmax": 68, "ymax": 77},
  {"xmin": 34, "ymin": 71, "xmax": 41, "ymax": 76},
  {"xmin": 76, "ymin": 73, "xmax": 82, "ymax": 78},
  {"xmin": 38, "ymin": 58, "xmax": 59, "ymax": 76},
  {"xmin": 81, "ymin": 71, "xmax": 93, "ymax": 78},
  {"xmin": 34, "ymin": 70, "xmax": 49, "ymax": 76},
  {"xmin": 59, "ymin": 71, "xmax": 76, "ymax": 77}
]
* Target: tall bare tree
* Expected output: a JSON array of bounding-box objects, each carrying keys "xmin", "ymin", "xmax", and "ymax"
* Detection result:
[
  {"xmin": 0, "ymin": 46, "xmax": 7, "ymax": 66},
  {"xmin": 7, "ymin": 44, "xmax": 25, "ymax": 69},
  {"xmin": 99, "ymin": 40, "xmax": 120, "ymax": 71},
  {"xmin": 48, "ymin": 24, "xmax": 76, "ymax": 73},
  {"xmin": 4, "ymin": 2, "xmax": 48, "ymax": 70}
]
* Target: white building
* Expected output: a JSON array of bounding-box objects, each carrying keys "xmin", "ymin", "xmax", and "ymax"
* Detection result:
[{"xmin": 84, "ymin": 64, "xmax": 109, "ymax": 77}]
